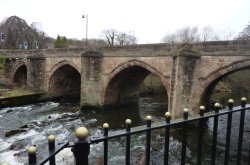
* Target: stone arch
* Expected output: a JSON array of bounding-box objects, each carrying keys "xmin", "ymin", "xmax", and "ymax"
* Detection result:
[
  {"xmin": 199, "ymin": 59, "xmax": 250, "ymax": 107},
  {"xmin": 12, "ymin": 62, "xmax": 27, "ymax": 87},
  {"xmin": 48, "ymin": 60, "xmax": 80, "ymax": 77},
  {"xmin": 47, "ymin": 60, "xmax": 80, "ymax": 89},
  {"xmin": 48, "ymin": 61, "xmax": 81, "ymax": 99},
  {"xmin": 102, "ymin": 59, "xmax": 170, "ymax": 107}
]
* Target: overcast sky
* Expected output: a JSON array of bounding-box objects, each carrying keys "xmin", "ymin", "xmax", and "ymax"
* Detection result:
[{"xmin": 1, "ymin": 0, "xmax": 249, "ymax": 43}]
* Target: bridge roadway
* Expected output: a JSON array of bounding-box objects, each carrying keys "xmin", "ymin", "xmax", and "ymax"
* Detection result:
[{"xmin": 1, "ymin": 40, "xmax": 250, "ymax": 118}]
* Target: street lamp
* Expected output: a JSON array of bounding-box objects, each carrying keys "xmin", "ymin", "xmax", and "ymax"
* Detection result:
[{"xmin": 82, "ymin": 14, "xmax": 88, "ymax": 46}]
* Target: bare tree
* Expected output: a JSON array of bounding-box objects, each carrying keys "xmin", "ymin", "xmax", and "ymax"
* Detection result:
[
  {"xmin": 221, "ymin": 28, "xmax": 236, "ymax": 40},
  {"xmin": 200, "ymin": 25, "xmax": 216, "ymax": 42},
  {"xmin": 177, "ymin": 26, "xmax": 199, "ymax": 43},
  {"xmin": 102, "ymin": 29, "xmax": 117, "ymax": 46},
  {"xmin": 161, "ymin": 32, "xmax": 177, "ymax": 44},
  {"xmin": 236, "ymin": 21, "xmax": 250, "ymax": 40},
  {"xmin": 116, "ymin": 31, "xmax": 137, "ymax": 45},
  {"xmin": 162, "ymin": 26, "xmax": 200, "ymax": 44},
  {"xmin": 162, "ymin": 25, "xmax": 231, "ymax": 43},
  {"xmin": 102, "ymin": 29, "xmax": 137, "ymax": 46}
]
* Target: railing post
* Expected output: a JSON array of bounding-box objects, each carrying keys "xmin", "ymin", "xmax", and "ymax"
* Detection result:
[
  {"xmin": 48, "ymin": 135, "xmax": 56, "ymax": 165},
  {"xmin": 197, "ymin": 106, "xmax": 205, "ymax": 165},
  {"xmin": 211, "ymin": 102, "xmax": 220, "ymax": 165},
  {"xmin": 125, "ymin": 119, "xmax": 132, "ymax": 165},
  {"xmin": 181, "ymin": 108, "xmax": 188, "ymax": 165},
  {"xmin": 224, "ymin": 99, "xmax": 233, "ymax": 165},
  {"xmin": 164, "ymin": 112, "xmax": 171, "ymax": 165},
  {"xmin": 103, "ymin": 123, "xmax": 109, "ymax": 165},
  {"xmin": 145, "ymin": 115, "xmax": 152, "ymax": 165},
  {"xmin": 27, "ymin": 146, "xmax": 37, "ymax": 165},
  {"xmin": 237, "ymin": 97, "xmax": 247, "ymax": 165},
  {"xmin": 72, "ymin": 127, "xmax": 90, "ymax": 165}
]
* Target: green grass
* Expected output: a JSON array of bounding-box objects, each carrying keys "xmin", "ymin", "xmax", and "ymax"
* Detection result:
[{"xmin": 1, "ymin": 88, "xmax": 34, "ymax": 98}]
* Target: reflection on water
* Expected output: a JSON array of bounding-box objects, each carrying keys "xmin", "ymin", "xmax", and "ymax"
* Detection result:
[{"xmin": 89, "ymin": 95, "xmax": 168, "ymax": 129}]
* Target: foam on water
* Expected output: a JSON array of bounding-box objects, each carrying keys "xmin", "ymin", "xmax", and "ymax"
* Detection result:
[
  {"xmin": 0, "ymin": 140, "xmax": 12, "ymax": 152},
  {"xmin": 0, "ymin": 150, "xmax": 25, "ymax": 165},
  {"xmin": 10, "ymin": 129, "xmax": 42, "ymax": 142},
  {"xmin": 0, "ymin": 105, "xmax": 32, "ymax": 114},
  {"xmin": 55, "ymin": 148, "xmax": 75, "ymax": 164}
]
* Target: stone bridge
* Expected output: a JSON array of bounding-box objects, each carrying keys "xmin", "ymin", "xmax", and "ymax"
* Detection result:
[{"xmin": 1, "ymin": 40, "xmax": 250, "ymax": 118}]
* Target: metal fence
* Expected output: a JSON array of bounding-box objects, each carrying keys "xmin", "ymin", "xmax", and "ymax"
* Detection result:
[{"xmin": 1, "ymin": 98, "xmax": 250, "ymax": 165}]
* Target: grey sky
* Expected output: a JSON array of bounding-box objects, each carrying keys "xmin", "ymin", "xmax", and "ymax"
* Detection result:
[{"xmin": 1, "ymin": 0, "xmax": 249, "ymax": 43}]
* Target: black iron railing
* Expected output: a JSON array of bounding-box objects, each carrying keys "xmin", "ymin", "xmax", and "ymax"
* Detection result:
[{"xmin": 1, "ymin": 98, "xmax": 250, "ymax": 165}]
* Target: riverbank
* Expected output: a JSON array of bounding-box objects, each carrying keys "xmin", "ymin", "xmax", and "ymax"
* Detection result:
[{"xmin": 0, "ymin": 92, "xmax": 48, "ymax": 108}]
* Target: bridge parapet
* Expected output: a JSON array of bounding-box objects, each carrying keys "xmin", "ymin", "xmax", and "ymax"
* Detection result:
[
  {"xmin": 0, "ymin": 40, "xmax": 250, "ymax": 58},
  {"xmin": 192, "ymin": 40, "xmax": 250, "ymax": 55}
]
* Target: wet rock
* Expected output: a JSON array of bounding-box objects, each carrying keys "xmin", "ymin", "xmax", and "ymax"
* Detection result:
[
  {"xmin": 20, "ymin": 124, "xmax": 29, "ymax": 129},
  {"xmin": 5, "ymin": 128, "xmax": 28, "ymax": 137},
  {"xmin": 59, "ymin": 113, "xmax": 80, "ymax": 121},
  {"xmin": 6, "ymin": 109, "xmax": 13, "ymax": 113},
  {"xmin": 10, "ymin": 139, "xmax": 30, "ymax": 151}
]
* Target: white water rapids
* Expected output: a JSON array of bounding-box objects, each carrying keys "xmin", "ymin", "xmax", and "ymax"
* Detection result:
[{"xmin": 0, "ymin": 98, "xmax": 249, "ymax": 164}]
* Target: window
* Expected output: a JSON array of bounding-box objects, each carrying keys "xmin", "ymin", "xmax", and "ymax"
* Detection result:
[
  {"xmin": 35, "ymin": 41, "xmax": 39, "ymax": 49},
  {"xmin": 0, "ymin": 33, "xmax": 4, "ymax": 42},
  {"xmin": 24, "ymin": 42, "xmax": 28, "ymax": 49}
]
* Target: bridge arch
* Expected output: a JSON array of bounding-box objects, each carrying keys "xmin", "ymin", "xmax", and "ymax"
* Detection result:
[
  {"xmin": 48, "ymin": 60, "xmax": 80, "ymax": 76},
  {"xmin": 103, "ymin": 60, "xmax": 170, "ymax": 107},
  {"xmin": 199, "ymin": 59, "xmax": 250, "ymax": 108},
  {"xmin": 12, "ymin": 62, "xmax": 27, "ymax": 87},
  {"xmin": 48, "ymin": 61, "xmax": 81, "ymax": 99}
]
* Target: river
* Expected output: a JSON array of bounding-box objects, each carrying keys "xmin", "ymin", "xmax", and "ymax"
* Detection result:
[{"xmin": 0, "ymin": 95, "xmax": 249, "ymax": 164}]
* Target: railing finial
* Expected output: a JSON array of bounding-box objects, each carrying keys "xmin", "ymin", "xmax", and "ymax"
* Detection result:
[
  {"xmin": 199, "ymin": 106, "xmax": 205, "ymax": 116},
  {"xmin": 75, "ymin": 127, "xmax": 89, "ymax": 140},
  {"xmin": 214, "ymin": 103, "xmax": 220, "ymax": 113},
  {"xmin": 125, "ymin": 119, "xmax": 132, "ymax": 125},
  {"xmin": 146, "ymin": 115, "xmax": 152, "ymax": 121},
  {"xmin": 146, "ymin": 115, "xmax": 152, "ymax": 127},
  {"xmin": 165, "ymin": 112, "xmax": 171, "ymax": 123},
  {"xmin": 48, "ymin": 135, "xmax": 56, "ymax": 142},
  {"xmin": 103, "ymin": 123, "xmax": 109, "ymax": 136},
  {"xmin": 183, "ymin": 108, "xmax": 189, "ymax": 119},
  {"xmin": 241, "ymin": 97, "xmax": 247, "ymax": 107},
  {"xmin": 228, "ymin": 99, "xmax": 234, "ymax": 110},
  {"xmin": 125, "ymin": 119, "xmax": 132, "ymax": 132}
]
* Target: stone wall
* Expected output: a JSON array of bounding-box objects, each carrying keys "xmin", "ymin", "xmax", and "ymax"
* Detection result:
[{"xmin": 2, "ymin": 40, "xmax": 250, "ymax": 118}]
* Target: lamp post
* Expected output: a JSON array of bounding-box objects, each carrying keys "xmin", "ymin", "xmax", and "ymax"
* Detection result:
[{"xmin": 82, "ymin": 14, "xmax": 88, "ymax": 46}]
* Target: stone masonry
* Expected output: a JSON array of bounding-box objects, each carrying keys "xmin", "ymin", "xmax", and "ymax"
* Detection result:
[{"xmin": 1, "ymin": 40, "xmax": 250, "ymax": 118}]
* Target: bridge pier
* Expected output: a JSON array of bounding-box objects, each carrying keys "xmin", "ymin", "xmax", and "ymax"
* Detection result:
[
  {"xmin": 169, "ymin": 48, "xmax": 201, "ymax": 118},
  {"xmin": 80, "ymin": 51, "xmax": 103, "ymax": 109},
  {"xmin": 27, "ymin": 55, "xmax": 46, "ymax": 91}
]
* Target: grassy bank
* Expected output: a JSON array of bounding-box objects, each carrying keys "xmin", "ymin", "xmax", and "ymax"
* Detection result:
[{"xmin": 0, "ymin": 87, "xmax": 34, "ymax": 99}]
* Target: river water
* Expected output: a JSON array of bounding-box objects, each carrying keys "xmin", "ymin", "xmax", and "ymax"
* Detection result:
[{"xmin": 0, "ymin": 95, "xmax": 250, "ymax": 164}]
